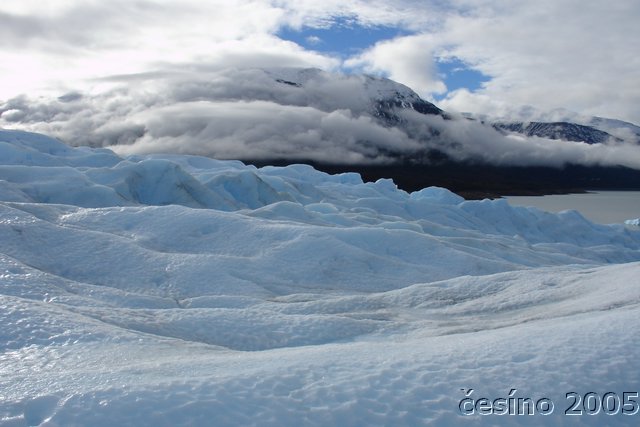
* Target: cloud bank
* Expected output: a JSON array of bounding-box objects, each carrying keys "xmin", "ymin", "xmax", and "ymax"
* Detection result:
[{"xmin": 3, "ymin": 68, "xmax": 640, "ymax": 169}]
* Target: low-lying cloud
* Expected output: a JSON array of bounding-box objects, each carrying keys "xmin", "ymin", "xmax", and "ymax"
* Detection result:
[{"xmin": 2, "ymin": 68, "xmax": 640, "ymax": 169}]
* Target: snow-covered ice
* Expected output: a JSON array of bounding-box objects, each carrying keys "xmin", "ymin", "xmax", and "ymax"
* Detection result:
[
  {"xmin": 626, "ymin": 218, "xmax": 640, "ymax": 227},
  {"xmin": 1, "ymin": 129, "xmax": 639, "ymax": 426}
]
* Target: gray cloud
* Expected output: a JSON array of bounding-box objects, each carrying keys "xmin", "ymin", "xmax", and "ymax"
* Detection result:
[
  {"xmin": 0, "ymin": 1, "xmax": 167, "ymax": 50},
  {"xmin": 116, "ymin": 100, "xmax": 421, "ymax": 163},
  {"xmin": 0, "ymin": 11, "xmax": 45, "ymax": 45}
]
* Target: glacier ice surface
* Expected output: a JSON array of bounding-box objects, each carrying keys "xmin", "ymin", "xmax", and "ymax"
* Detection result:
[{"xmin": 1, "ymin": 129, "xmax": 639, "ymax": 426}]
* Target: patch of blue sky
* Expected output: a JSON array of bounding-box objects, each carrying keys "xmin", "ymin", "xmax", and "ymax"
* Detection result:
[
  {"xmin": 435, "ymin": 58, "xmax": 490, "ymax": 98},
  {"xmin": 277, "ymin": 18, "xmax": 411, "ymax": 56}
]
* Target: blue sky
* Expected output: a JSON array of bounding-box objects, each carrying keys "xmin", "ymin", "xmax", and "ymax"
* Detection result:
[
  {"xmin": 434, "ymin": 58, "xmax": 489, "ymax": 97},
  {"xmin": 277, "ymin": 19, "xmax": 409, "ymax": 56}
]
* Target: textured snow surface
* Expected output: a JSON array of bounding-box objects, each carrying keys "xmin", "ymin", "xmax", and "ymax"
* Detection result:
[{"xmin": 1, "ymin": 130, "xmax": 640, "ymax": 426}]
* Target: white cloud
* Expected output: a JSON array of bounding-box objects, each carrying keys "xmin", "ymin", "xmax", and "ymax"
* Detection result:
[
  {"xmin": 433, "ymin": 0, "xmax": 640, "ymax": 123},
  {"xmin": 345, "ymin": 34, "xmax": 446, "ymax": 99},
  {"xmin": 0, "ymin": 0, "xmax": 449, "ymax": 99},
  {"xmin": 305, "ymin": 36, "xmax": 322, "ymax": 46},
  {"xmin": 1, "ymin": 0, "xmax": 639, "ymax": 139},
  {"xmin": 274, "ymin": 0, "xmax": 442, "ymax": 30},
  {"xmin": 0, "ymin": 1, "xmax": 333, "ymax": 99}
]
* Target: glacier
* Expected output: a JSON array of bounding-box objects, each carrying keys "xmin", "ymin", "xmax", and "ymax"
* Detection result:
[{"xmin": 1, "ymin": 129, "xmax": 639, "ymax": 426}]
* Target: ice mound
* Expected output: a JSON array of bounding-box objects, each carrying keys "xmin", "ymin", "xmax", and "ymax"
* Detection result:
[{"xmin": 1, "ymin": 129, "xmax": 640, "ymax": 426}]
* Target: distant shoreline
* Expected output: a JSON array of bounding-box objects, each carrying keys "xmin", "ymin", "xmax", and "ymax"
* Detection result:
[{"xmin": 504, "ymin": 190, "xmax": 640, "ymax": 225}]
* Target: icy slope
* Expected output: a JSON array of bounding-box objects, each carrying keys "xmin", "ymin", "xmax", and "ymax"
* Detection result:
[{"xmin": 1, "ymin": 130, "xmax": 640, "ymax": 426}]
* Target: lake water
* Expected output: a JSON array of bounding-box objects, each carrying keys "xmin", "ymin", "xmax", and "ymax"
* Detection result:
[{"xmin": 505, "ymin": 191, "xmax": 640, "ymax": 225}]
